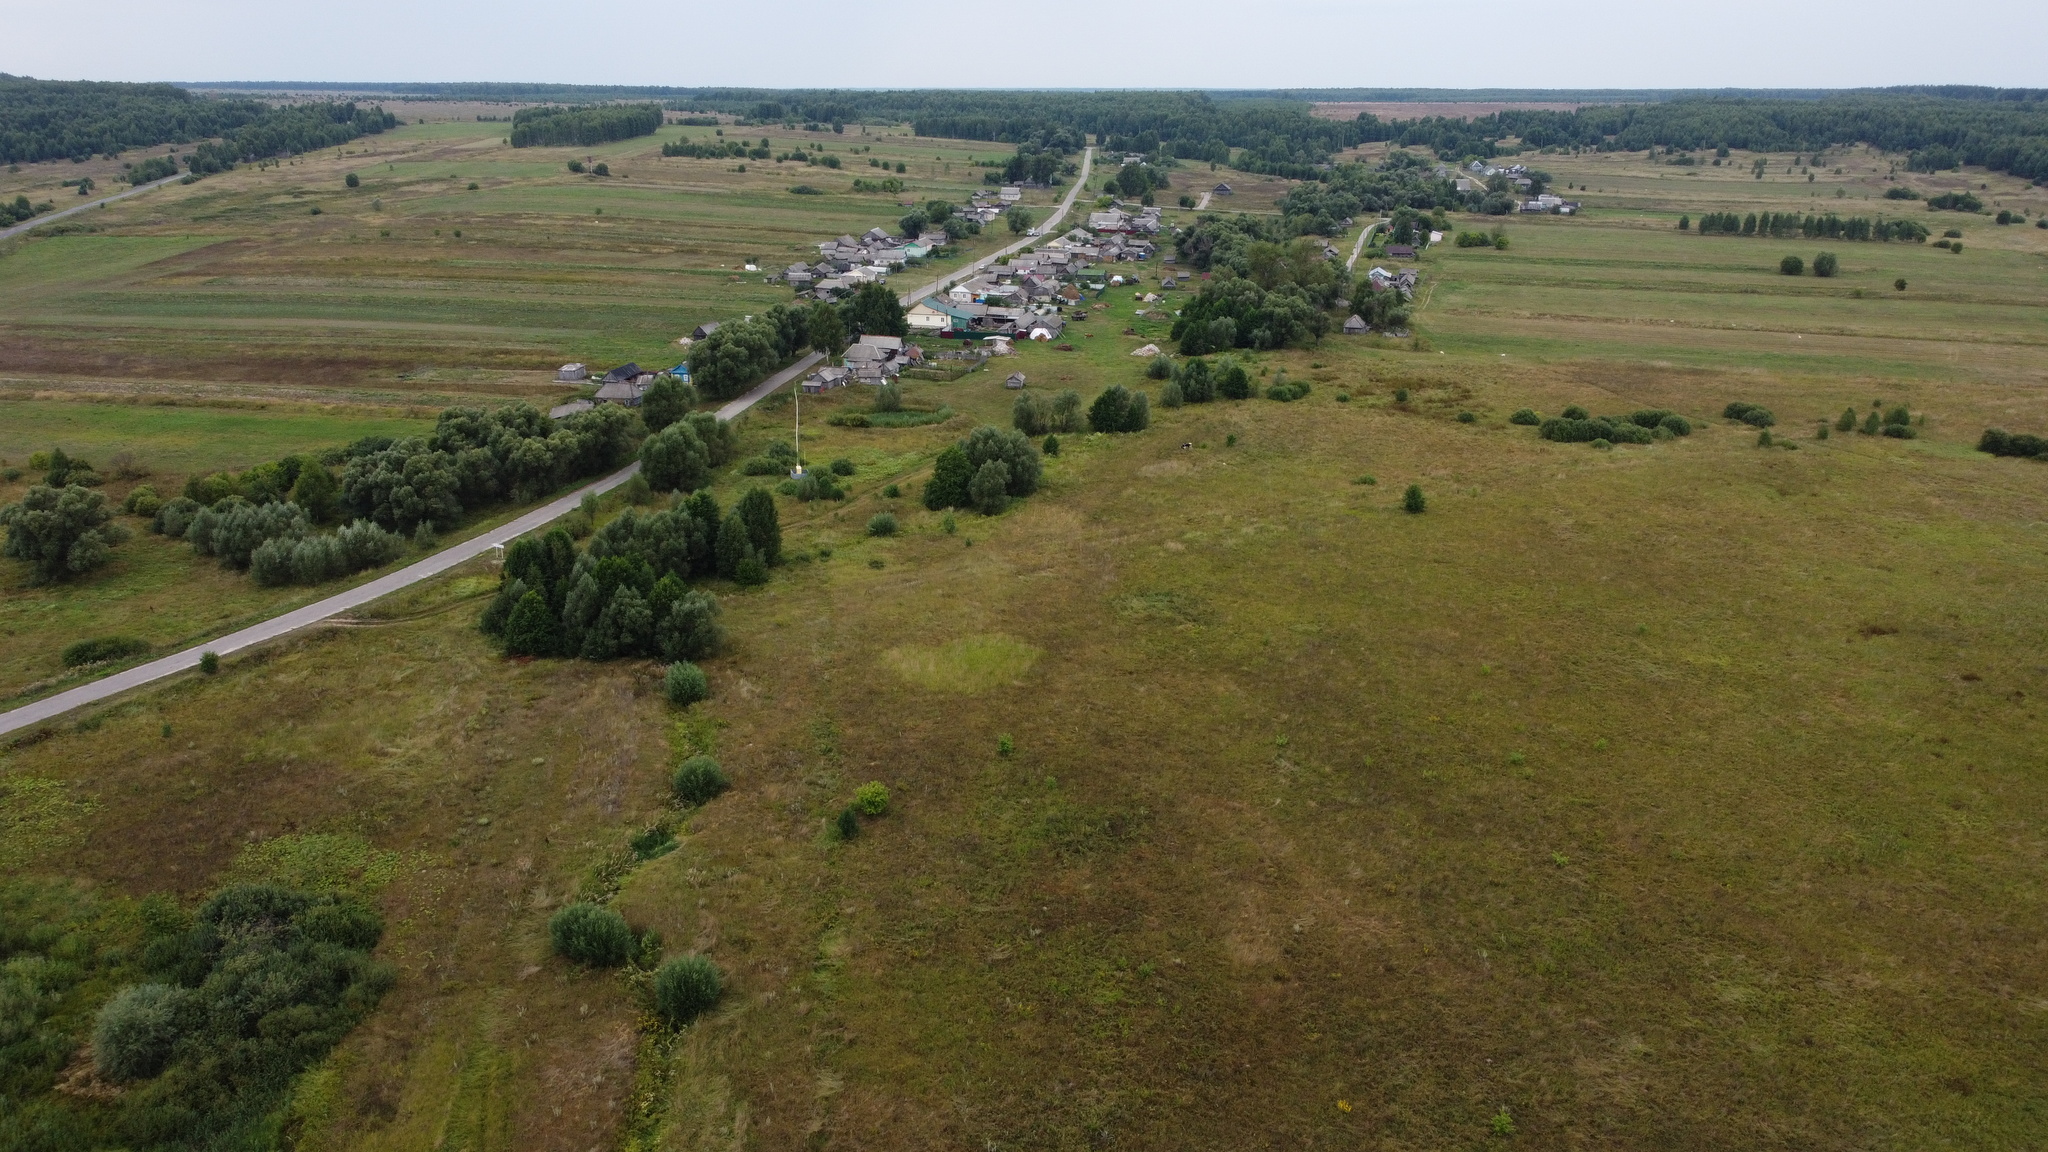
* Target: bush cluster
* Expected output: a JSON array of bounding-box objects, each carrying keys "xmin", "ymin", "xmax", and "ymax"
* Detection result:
[
  {"xmin": 479, "ymin": 492, "xmax": 762, "ymax": 662},
  {"xmin": 1979, "ymin": 428, "xmax": 2048, "ymax": 457},
  {"xmin": 1538, "ymin": 409, "xmax": 1689, "ymax": 445},
  {"xmin": 83, "ymin": 884, "xmax": 392, "ymax": 1145},
  {"xmin": 61, "ymin": 635, "xmax": 150, "ymax": 667},
  {"xmin": 1509, "ymin": 408, "xmax": 1541, "ymax": 425},
  {"xmin": 1012, "ymin": 389, "xmax": 1084, "ymax": 436},
  {"xmin": 925, "ymin": 426, "xmax": 1044, "ymax": 512},
  {"xmin": 1087, "ymin": 385, "xmax": 1152, "ymax": 433},
  {"xmin": 1723, "ymin": 402, "xmax": 1775, "ymax": 428},
  {"xmin": 1, "ymin": 483, "xmax": 129, "ymax": 583},
  {"xmin": 1266, "ymin": 376, "xmax": 1311, "ymax": 402}
]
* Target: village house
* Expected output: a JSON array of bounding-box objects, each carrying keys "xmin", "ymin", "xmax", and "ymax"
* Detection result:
[
  {"xmin": 690, "ymin": 322, "xmax": 720, "ymax": 340},
  {"xmin": 800, "ymin": 365, "xmax": 851, "ymax": 393},
  {"xmin": 549, "ymin": 398, "xmax": 594, "ymax": 419},
  {"xmin": 1343, "ymin": 314, "xmax": 1369, "ymax": 336}
]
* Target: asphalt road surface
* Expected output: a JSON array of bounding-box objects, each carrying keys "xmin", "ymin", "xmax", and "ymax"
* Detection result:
[
  {"xmin": 0, "ymin": 352, "xmax": 826, "ymax": 736},
  {"xmin": 0, "ymin": 174, "xmax": 182, "ymax": 242},
  {"xmin": 0, "ymin": 152, "xmax": 1101, "ymax": 733}
]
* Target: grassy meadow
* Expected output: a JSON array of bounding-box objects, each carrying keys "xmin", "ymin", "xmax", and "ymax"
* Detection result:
[{"xmin": 4, "ymin": 117, "xmax": 2048, "ymax": 1151}]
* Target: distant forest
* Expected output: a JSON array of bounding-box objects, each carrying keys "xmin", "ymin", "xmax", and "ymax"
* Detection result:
[
  {"xmin": 1376, "ymin": 93, "xmax": 2048, "ymax": 182},
  {"xmin": 0, "ymin": 76, "xmax": 396, "ymax": 169},
  {"xmin": 508, "ymin": 103, "xmax": 663, "ymax": 148},
  {"xmin": 12, "ymin": 77, "xmax": 2047, "ymax": 186}
]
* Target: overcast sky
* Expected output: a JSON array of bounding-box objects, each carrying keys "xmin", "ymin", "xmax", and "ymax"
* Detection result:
[{"xmin": 6, "ymin": 0, "xmax": 2045, "ymax": 90}]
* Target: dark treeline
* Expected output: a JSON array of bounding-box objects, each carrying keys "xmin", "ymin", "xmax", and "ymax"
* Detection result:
[
  {"xmin": 509, "ymin": 103, "xmax": 664, "ymax": 148},
  {"xmin": 0, "ymin": 76, "xmax": 394, "ymax": 171},
  {"xmin": 1688, "ymin": 210, "xmax": 1929, "ymax": 242},
  {"xmin": 185, "ymin": 101, "xmax": 396, "ymax": 174},
  {"xmin": 1382, "ymin": 93, "xmax": 2048, "ymax": 182},
  {"xmin": 0, "ymin": 76, "xmax": 267, "ymax": 163}
]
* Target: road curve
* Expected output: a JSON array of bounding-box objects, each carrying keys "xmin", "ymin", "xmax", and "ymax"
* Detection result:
[
  {"xmin": 0, "ymin": 352, "xmax": 830, "ymax": 736},
  {"xmin": 1347, "ymin": 217, "xmax": 1390, "ymax": 272},
  {"xmin": 0, "ymin": 174, "xmax": 182, "ymax": 243},
  {"xmin": 891, "ymin": 146, "xmax": 1094, "ymax": 309}
]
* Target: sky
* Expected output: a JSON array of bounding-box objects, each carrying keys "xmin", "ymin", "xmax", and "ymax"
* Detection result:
[{"xmin": 5, "ymin": 0, "xmax": 2045, "ymax": 91}]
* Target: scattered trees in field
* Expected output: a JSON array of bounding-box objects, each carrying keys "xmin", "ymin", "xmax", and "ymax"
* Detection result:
[
  {"xmin": 1538, "ymin": 408, "xmax": 1692, "ymax": 445},
  {"xmin": 1924, "ymin": 191, "xmax": 1982, "ymax": 212},
  {"xmin": 1724, "ymin": 402, "xmax": 1776, "ymax": 427}
]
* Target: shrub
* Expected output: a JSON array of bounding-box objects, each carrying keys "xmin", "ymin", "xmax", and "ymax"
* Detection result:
[
  {"xmin": 61, "ymin": 636, "xmax": 149, "ymax": 667},
  {"xmin": 1658, "ymin": 414, "xmax": 1692, "ymax": 436},
  {"xmin": 1509, "ymin": 408, "xmax": 1540, "ymax": 425},
  {"xmin": 1779, "ymin": 254, "xmax": 1804, "ymax": 275},
  {"xmin": 1393, "ymin": 388, "xmax": 1411, "ymax": 404},
  {"xmin": 1881, "ymin": 424, "xmax": 1917, "ymax": 439},
  {"xmin": 1591, "ymin": 437, "xmax": 1612, "ymax": 449},
  {"xmin": 1837, "ymin": 406, "xmax": 1858, "ymax": 431},
  {"xmin": 1560, "ymin": 404, "xmax": 1587, "ymax": 420},
  {"xmin": 1723, "ymin": 402, "xmax": 1775, "ymax": 427},
  {"xmin": 829, "ymin": 457, "xmax": 855, "ymax": 476},
  {"xmin": 122, "ymin": 485, "xmax": 161, "ymax": 516},
  {"xmin": 1145, "ymin": 355, "xmax": 1172, "ymax": 380},
  {"xmin": 1883, "ymin": 405, "xmax": 1912, "ymax": 427},
  {"xmin": 1158, "ymin": 379, "xmax": 1185, "ymax": 408},
  {"xmin": 550, "ymin": 903, "xmax": 634, "ymax": 967},
  {"xmin": 1540, "ymin": 416, "xmax": 1651, "ymax": 445},
  {"xmin": 664, "ymin": 661, "xmax": 708, "ymax": 705},
  {"xmin": 92, "ymin": 983, "xmax": 191, "ymax": 1082},
  {"xmin": 1457, "ymin": 411, "xmax": 1476, "ymax": 424},
  {"xmin": 1757, "ymin": 429, "xmax": 1774, "ymax": 447},
  {"xmin": 873, "ymin": 382, "xmax": 904, "ymax": 413},
  {"xmin": 866, "ymin": 512, "xmax": 898, "ymax": 536},
  {"xmin": 835, "ymin": 806, "xmax": 861, "ymax": 840},
  {"xmin": 882, "ymin": 483, "xmax": 899, "ymax": 498},
  {"xmin": 1978, "ymin": 428, "xmax": 2048, "ymax": 458},
  {"xmin": 1089, "ymin": 385, "xmax": 1150, "ymax": 433},
  {"xmin": 1861, "ymin": 410, "xmax": 1882, "ymax": 435},
  {"xmin": 345, "ymin": 172, "xmax": 360, "ymax": 188},
  {"xmin": 1215, "ymin": 358, "xmax": 1251, "ymax": 400},
  {"xmin": 198, "ymin": 651, "xmax": 219, "ymax": 674},
  {"xmin": 1402, "ymin": 484, "xmax": 1425, "ymax": 513},
  {"xmin": 1816, "ymin": 422, "xmax": 1830, "ymax": 440},
  {"xmin": 654, "ymin": 955, "xmax": 723, "ymax": 1026},
  {"xmin": 672, "ymin": 755, "xmax": 730, "ymax": 805},
  {"xmin": 1042, "ymin": 434, "xmax": 1060, "ymax": 456},
  {"xmin": 734, "ymin": 553, "xmax": 767, "ymax": 585},
  {"xmin": 853, "ymin": 781, "xmax": 889, "ymax": 815},
  {"xmin": 1813, "ymin": 251, "xmax": 1838, "ymax": 277}
]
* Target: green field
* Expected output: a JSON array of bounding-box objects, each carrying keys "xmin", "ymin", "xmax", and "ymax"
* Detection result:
[
  {"xmin": 0, "ymin": 115, "xmax": 1058, "ymax": 402},
  {"xmin": 4, "ymin": 119, "xmax": 2048, "ymax": 1151}
]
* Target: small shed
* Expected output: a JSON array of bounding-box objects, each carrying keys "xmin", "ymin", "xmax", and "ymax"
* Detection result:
[
  {"xmin": 1386, "ymin": 244, "xmax": 1416, "ymax": 259},
  {"xmin": 691, "ymin": 321, "xmax": 721, "ymax": 340},
  {"xmin": 1005, "ymin": 372, "xmax": 1027, "ymax": 390},
  {"xmin": 1213, "ymin": 183, "xmax": 1233, "ymax": 195},
  {"xmin": 549, "ymin": 399, "xmax": 594, "ymax": 419},
  {"xmin": 556, "ymin": 363, "xmax": 588, "ymax": 383},
  {"xmin": 1342, "ymin": 315, "xmax": 1369, "ymax": 336}
]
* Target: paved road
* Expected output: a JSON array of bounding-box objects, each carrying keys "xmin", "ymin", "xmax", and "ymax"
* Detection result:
[
  {"xmin": 1194, "ymin": 190, "xmax": 1212, "ymax": 210},
  {"xmin": 0, "ymin": 174, "xmax": 182, "ymax": 242},
  {"xmin": 892, "ymin": 147, "xmax": 1094, "ymax": 309},
  {"xmin": 1348, "ymin": 217, "xmax": 1390, "ymax": 272},
  {"xmin": 0, "ymin": 352, "xmax": 831, "ymax": 736},
  {"xmin": 0, "ymin": 157, "xmax": 1096, "ymax": 734}
]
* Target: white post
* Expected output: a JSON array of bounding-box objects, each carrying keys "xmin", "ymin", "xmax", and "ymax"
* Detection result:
[{"xmin": 791, "ymin": 377, "xmax": 804, "ymax": 477}]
